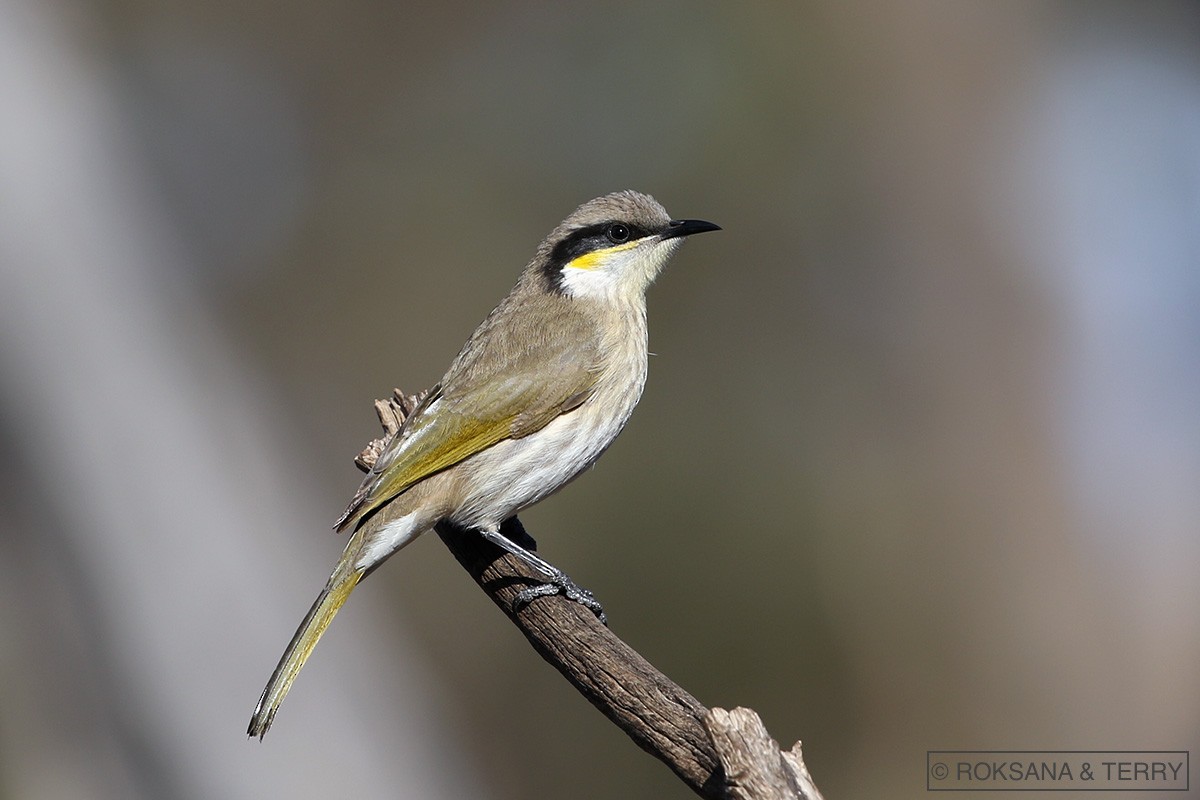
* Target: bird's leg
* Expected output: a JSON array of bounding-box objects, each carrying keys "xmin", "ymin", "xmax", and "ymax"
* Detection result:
[
  {"xmin": 498, "ymin": 515, "xmax": 537, "ymax": 551},
  {"xmin": 479, "ymin": 524, "xmax": 606, "ymax": 624}
]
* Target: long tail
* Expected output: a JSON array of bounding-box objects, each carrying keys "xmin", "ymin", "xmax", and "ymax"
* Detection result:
[{"xmin": 248, "ymin": 547, "xmax": 363, "ymax": 739}]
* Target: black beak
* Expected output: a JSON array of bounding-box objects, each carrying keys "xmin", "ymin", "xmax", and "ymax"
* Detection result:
[{"xmin": 660, "ymin": 218, "xmax": 722, "ymax": 240}]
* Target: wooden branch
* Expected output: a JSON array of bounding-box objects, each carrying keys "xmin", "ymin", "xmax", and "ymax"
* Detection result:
[
  {"xmin": 705, "ymin": 708, "xmax": 825, "ymax": 800},
  {"xmin": 357, "ymin": 390, "xmax": 824, "ymax": 800}
]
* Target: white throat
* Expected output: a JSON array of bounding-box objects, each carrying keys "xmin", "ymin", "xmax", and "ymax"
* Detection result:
[{"xmin": 559, "ymin": 238, "xmax": 682, "ymax": 300}]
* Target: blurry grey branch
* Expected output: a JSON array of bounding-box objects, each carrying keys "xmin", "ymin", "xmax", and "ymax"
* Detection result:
[{"xmin": 357, "ymin": 389, "xmax": 824, "ymax": 800}]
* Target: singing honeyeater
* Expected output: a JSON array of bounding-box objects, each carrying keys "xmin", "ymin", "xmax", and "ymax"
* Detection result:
[{"xmin": 248, "ymin": 190, "xmax": 719, "ymax": 738}]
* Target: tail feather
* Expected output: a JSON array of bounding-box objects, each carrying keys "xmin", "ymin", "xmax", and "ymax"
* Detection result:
[{"xmin": 248, "ymin": 559, "xmax": 361, "ymax": 739}]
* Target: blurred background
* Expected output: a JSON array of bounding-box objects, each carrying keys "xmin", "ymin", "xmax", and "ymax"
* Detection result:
[{"xmin": 1, "ymin": 0, "xmax": 1197, "ymax": 798}]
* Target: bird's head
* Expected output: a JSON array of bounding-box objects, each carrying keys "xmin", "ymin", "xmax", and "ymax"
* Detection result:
[{"xmin": 533, "ymin": 190, "xmax": 719, "ymax": 302}]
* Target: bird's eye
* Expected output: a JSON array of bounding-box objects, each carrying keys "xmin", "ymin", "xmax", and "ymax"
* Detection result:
[{"xmin": 606, "ymin": 223, "xmax": 631, "ymax": 244}]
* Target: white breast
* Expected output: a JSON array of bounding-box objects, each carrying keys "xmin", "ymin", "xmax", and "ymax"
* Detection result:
[{"xmin": 449, "ymin": 307, "xmax": 648, "ymax": 530}]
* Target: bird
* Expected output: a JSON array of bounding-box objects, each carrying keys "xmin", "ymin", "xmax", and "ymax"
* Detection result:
[{"xmin": 247, "ymin": 190, "xmax": 719, "ymax": 738}]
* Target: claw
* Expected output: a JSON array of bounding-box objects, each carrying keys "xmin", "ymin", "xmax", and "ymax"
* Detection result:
[
  {"xmin": 514, "ymin": 576, "xmax": 607, "ymax": 624},
  {"xmin": 478, "ymin": 524, "xmax": 607, "ymax": 625}
]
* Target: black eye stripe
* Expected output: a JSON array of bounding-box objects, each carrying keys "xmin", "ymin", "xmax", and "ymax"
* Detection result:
[
  {"xmin": 542, "ymin": 221, "xmax": 655, "ymax": 293},
  {"xmin": 549, "ymin": 222, "xmax": 650, "ymax": 262},
  {"xmin": 549, "ymin": 224, "xmax": 607, "ymax": 267}
]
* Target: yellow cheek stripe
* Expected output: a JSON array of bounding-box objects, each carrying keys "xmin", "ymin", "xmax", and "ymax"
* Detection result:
[{"xmin": 565, "ymin": 240, "xmax": 640, "ymax": 270}]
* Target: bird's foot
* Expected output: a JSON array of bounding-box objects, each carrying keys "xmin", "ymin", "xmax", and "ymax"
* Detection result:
[
  {"xmin": 479, "ymin": 524, "xmax": 607, "ymax": 625},
  {"xmin": 513, "ymin": 572, "xmax": 607, "ymax": 624}
]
